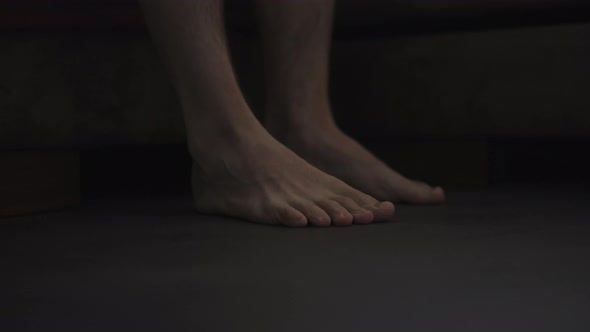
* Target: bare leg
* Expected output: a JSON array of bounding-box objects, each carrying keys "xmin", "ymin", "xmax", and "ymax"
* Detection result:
[
  {"xmin": 139, "ymin": 0, "xmax": 394, "ymax": 226},
  {"xmin": 257, "ymin": 0, "xmax": 445, "ymax": 204}
]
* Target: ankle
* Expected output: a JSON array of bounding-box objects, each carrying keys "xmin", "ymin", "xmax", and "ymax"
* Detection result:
[
  {"xmin": 187, "ymin": 120, "xmax": 267, "ymax": 155},
  {"xmin": 263, "ymin": 103, "xmax": 338, "ymax": 142},
  {"xmin": 184, "ymin": 110, "xmax": 271, "ymax": 161}
]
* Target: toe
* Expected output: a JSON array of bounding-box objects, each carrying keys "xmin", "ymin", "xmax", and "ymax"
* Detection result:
[
  {"xmin": 348, "ymin": 192, "xmax": 395, "ymax": 222},
  {"xmin": 432, "ymin": 186, "xmax": 446, "ymax": 202},
  {"xmin": 330, "ymin": 196, "xmax": 374, "ymax": 224},
  {"xmin": 400, "ymin": 180, "xmax": 446, "ymax": 204},
  {"xmin": 292, "ymin": 201, "xmax": 331, "ymax": 227},
  {"xmin": 274, "ymin": 205, "xmax": 308, "ymax": 227},
  {"xmin": 370, "ymin": 201, "xmax": 395, "ymax": 221},
  {"xmin": 316, "ymin": 200, "xmax": 354, "ymax": 226}
]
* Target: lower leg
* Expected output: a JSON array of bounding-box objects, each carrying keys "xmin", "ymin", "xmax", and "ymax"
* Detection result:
[
  {"xmin": 256, "ymin": 0, "xmax": 335, "ymax": 134},
  {"xmin": 139, "ymin": 0, "xmax": 394, "ymax": 226},
  {"xmin": 256, "ymin": 0, "xmax": 444, "ymax": 204},
  {"xmin": 140, "ymin": 0, "xmax": 261, "ymax": 157}
]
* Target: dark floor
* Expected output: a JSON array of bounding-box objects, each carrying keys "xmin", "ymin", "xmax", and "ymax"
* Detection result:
[{"xmin": 3, "ymin": 186, "xmax": 590, "ymax": 332}]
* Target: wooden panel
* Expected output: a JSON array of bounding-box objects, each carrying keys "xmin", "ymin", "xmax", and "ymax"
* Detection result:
[
  {"xmin": 0, "ymin": 1, "xmax": 144, "ymax": 30},
  {"xmin": 0, "ymin": 150, "xmax": 80, "ymax": 217},
  {"xmin": 1, "ymin": 0, "xmax": 589, "ymax": 33}
]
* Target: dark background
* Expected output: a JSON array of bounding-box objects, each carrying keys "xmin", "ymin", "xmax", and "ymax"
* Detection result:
[
  {"xmin": 2, "ymin": 1, "xmax": 590, "ymax": 331},
  {"xmin": 3, "ymin": 0, "xmax": 590, "ymax": 197}
]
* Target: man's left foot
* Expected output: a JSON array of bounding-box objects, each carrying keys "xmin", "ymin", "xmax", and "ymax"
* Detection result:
[{"xmin": 265, "ymin": 117, "xmax": 445, "ymax": 204}]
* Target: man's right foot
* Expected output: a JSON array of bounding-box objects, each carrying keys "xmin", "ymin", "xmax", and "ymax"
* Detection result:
[{"xmin": 191, "ymin": 128, "xmax": 395, "ymax": 227}]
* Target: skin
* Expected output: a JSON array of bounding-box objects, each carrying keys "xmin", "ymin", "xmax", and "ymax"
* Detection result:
[
  {"xmin": 139, "ymin": 0, "xmax": 396, "ymax": 226},
  {"xmin": 256, "ymin": 0, "xmax": 445, "ymax": 204}
]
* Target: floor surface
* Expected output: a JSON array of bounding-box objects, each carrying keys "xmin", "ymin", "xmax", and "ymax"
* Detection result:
[{"xmin": 3, "ymin": 186, "xmax": 590, "ymax": 331}]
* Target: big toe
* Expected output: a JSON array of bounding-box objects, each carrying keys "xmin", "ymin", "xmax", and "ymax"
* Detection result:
[
  {"xmin": 371, "ymin": 201, "xmax": 396, "ymax": 221},
  {"xmin": 274, "ymin": 205, "xmax": 309, "ymax": 227},
  {"xmin": 399, "ymin": 180, "xmax": 445, "ymax": 204}
]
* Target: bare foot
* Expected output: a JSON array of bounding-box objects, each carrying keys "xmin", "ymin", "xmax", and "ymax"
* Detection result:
[
  {"xmin": 265, "ymin": 116, "xmax": 445, "ymax": 205},
  {"xmin": 191, "ymin": 127, "xmax": 395, "ymax": 227},
  {"xmin": 139, "ymin": 0, "xmax": 394, "ymax": 226}
]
